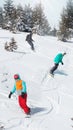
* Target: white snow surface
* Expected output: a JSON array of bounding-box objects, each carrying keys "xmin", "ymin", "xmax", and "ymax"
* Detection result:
[{"xmin": 0, "ymin": 29, "xmax": 73, "ymax": 130}]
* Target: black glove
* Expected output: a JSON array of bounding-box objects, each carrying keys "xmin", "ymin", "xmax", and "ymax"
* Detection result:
[
  {"xmin": 21, "ymin": 92, "xmax": 25, "ymax": 98},
  {"xmin": 8, "ymin": 92, "xmax": 12, "ymax": 98},
  {"xmin": 61, "ymin": 62, "xmax": 64, "ymax": 65}
]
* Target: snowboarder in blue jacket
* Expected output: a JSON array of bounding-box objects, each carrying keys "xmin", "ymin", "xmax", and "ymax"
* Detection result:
[
  {"xmin": 50, "ymin": 52, "xmax": 66, "ymax": 75},
  {"xmin": 8, "ymin": 74, "xmax": 30, "ymax": 115}
]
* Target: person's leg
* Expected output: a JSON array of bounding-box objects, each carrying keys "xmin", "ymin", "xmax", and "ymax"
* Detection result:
[
  {"xmin": 50, "ymin": 63, "xmax": 59, "ymax": 74},
  {"xmin": 29, "ymin": 41, "xmax": 34, "ymax": 50},
  {"xmin": 31, "ymin": 42, "xmax": 34, "ymax": 50},
  {"xmin": 18, "ymin": 94, "xmax": 30, "ymax": 114},
  {"xmin": 28, "ymin": 41, "xmax": 34, "ymax": 50}
]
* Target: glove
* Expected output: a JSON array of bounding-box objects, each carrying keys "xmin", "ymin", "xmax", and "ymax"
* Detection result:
[
  {"xmin": 61, "ymin": 62, "xmax": 64, "ymax": 65},
  {"xmin": 8, "ymin": 92, "xmax": 12, "ymax": 98},
  {"xmin": 21, "ymin": 92, "xmax": 25, "ymax": 98}
]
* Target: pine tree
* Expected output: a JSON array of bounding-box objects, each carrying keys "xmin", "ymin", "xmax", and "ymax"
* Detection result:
[
  {"xmin": 50, "ymin": 27, "xmax": 57, "ymax": 36},
  {"xmin": 0, "ymin": 7, "xmax": 4, "ymax": 28},
  {"xmin": 3, "ymin": 0, "xmax": 15, "ymax": 28},
  {"xmin": 59, "ymin": 0, "xmax": 73, "ymax": 41},
  {"xmin": 5, "ymin": 37, "xmax": 17, "ymax": 51},
  {"xmin": 66, "ymin": 0, "xmax": 73, "ymax": 29},
  {"xmin": 16, "ymin": 4, "xmax": 24, "ymax": 31},
  {"xmin": 32, "ymin": 3, "xmax": 51, "ymax": 35},
  {"xmin": 0, "ymin": 1, "xmax": 51, "ymax": 35},
  {"xmin": 23, "ymin": 4, "xmax": 33, "ymax": 29},
  {"xmin": 10, "ymin": 7, "xmax": 18, "ymax": 31},
  {"xmin": 16, "ymin": 4, "xmax": 33, "ymax": 32},
  {"xmin": 16, "ymin": 4, "xmax": 23, "ymax": 20}
]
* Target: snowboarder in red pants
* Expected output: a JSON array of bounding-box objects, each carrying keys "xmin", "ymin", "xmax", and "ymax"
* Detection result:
[{"xmin": 8, "ymin": 74, "xmax": 30, "ymax": 115}]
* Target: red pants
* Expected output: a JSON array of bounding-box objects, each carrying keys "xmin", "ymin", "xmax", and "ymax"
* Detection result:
[{"xmin": 18, "ymin": 93, "xmax": 30, "ymax": 114}]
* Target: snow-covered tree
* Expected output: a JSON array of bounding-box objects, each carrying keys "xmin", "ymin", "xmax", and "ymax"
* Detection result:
[
  {"xmin": 59, "ymin": 0, "xmax": 73, "ymax": 41},
  {"xmin": 15, "ymin": 4, "xmax": 24, "ymax": 31},
  {"xmin": 16, "ymin": 4, "xmax": 23, "ymax": 19},
  {"xmin": 3, "ymin": 0, "xmax": 15, "ymax": 29},
  {"xmin": 16, "ymin": 4, "xmax": 32, "ymax": 32},
  {"xmin": 32, "ymin": 3, "xmax": 51, "ymax": 35},
  {"xmin": 1, "ymin": 1, "xmax": 51, "ymax": 35},
  {"xmin": 23, "ymin": 4, "xmax": 33, "ymax": 29},
  {"xmin": 49, "ymin": 27, "xmax": 57, "ymax": 36},
  {"xmin": 0, "ymin": 7, "xmax": 4, "ymax": 28},
  {"xmin": 5, "ymin": 37, "xmax": 17, "ymax": 51}
]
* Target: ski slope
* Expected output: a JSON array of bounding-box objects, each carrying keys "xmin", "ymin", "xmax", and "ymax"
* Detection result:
[{"xmin": 0, "ymin": 28, "xmax": 73, "ymax": 130}]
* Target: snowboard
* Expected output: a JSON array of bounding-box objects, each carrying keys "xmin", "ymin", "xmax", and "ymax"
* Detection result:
[
  {"xmin": 25, "ymin": 114, "xmax": 31, "ymax": 118},
  {"xmin": 21, "ymin": 109, "xmax": 31, "ymax": 118},
  {"xmin": 49, "ymin": 73, "xmax": 54, "ymax": 78}
]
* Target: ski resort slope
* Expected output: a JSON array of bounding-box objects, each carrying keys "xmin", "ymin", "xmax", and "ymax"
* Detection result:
[{"xmin": 0, "ymin": 29, "xmax": 73, "ymax": 130}]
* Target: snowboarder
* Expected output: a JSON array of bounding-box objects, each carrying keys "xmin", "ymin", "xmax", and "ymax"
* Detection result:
[
  {"xmin": 50, "ymin": 52, "xmax": 66, "ymax": 76},
  {"xmin": 8, "ymin": 74, "xmax": 30, "ymax": 115},
  {"xmin": 26, "ymin": 32, "xmax": 35, "ymax": 51}
]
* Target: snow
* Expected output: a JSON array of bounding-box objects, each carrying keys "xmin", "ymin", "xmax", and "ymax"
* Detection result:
[{"xmin": 0, "ymin": 28, "xmax": 73, "ymax": 130}]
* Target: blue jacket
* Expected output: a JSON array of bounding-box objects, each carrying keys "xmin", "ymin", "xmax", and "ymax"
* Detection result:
[
  {"xmin": 11, "ymin": 79, "xmax": 27, "ymax": 95},
  {"xmin": 54, "ymin": 53, "xmax": 64, "ymax": 64}
]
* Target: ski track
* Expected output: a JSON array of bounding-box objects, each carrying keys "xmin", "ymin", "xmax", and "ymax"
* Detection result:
[
  {"xmin": 0, "ymin": 90, "xmax": 53, "ymax": 130},
  {"xmin": 0, "ymin": 72, "xmax": 60, "ymax": 130},
  {"xmin": 0, "ymin": 62, "xmax": 68, "ymax": 130},
  {"xmin": 0, "ymin": 70, "xmax": 69, "ymax": 130},
  {"xmin": 0, "ymin": 30, "xmax": 73, "ymax": 130}
]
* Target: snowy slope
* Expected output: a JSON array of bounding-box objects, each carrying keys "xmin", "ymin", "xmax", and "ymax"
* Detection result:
[{"xmin": 0, "ymin": 28, "xmax": 73, "ymax": 130}]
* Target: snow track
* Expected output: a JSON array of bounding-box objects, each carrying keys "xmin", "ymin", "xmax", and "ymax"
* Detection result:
[{"xmin": 0, "ymin": 29, "xmax": 73, "ymax": 130}]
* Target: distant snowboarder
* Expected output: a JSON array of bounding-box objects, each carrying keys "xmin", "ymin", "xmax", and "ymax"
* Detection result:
[
  {"xmin": 8, "ymin": 74, "xmax": 30, "ymax": 115},
  {"xmin": 26, "ymin": 32, "xmax": 35, "ymax": 51},
  {"xmin": 50, "ymin": 52, "xmax": 66, "ymax": 76}
]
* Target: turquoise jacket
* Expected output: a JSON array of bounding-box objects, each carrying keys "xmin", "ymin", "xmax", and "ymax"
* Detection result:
[
  {"xmin": 54, "ymin": 53, "xmax": 64, "ymax": 64},
  {"xmin": 11, "ymin": 79, "xmax": 27, "ymax": 95}
]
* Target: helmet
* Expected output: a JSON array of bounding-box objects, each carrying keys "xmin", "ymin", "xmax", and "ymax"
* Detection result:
[{"xmin": 14, "ymin": 74, "xmax": 19, "ymax": 79}]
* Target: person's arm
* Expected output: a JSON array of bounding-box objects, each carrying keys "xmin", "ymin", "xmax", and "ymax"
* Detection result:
[
  {"xmin": 61, "ymin": 55, "xmax": 64, "ymax": 65},
  {"xmin": 22, "ymin": 81, "xmax": 26, "ymax": 93},
  {"xmin": 61, "ymin": 61, "xmax": 64, "ymax": 65},
  {"xmin": 21, "ymin": 81, "xmax": 27, "ymax": 98},
  {"xmin": 11, "ymin": 84, "xmax": 16, "ymax": 93},
  {"xmin": 8, "ymin": 84, "xmax": 16, "ymax": 98},
  {"xmin": 60, "ymin": 59, "xmax": 64, "ymax": 65}
]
